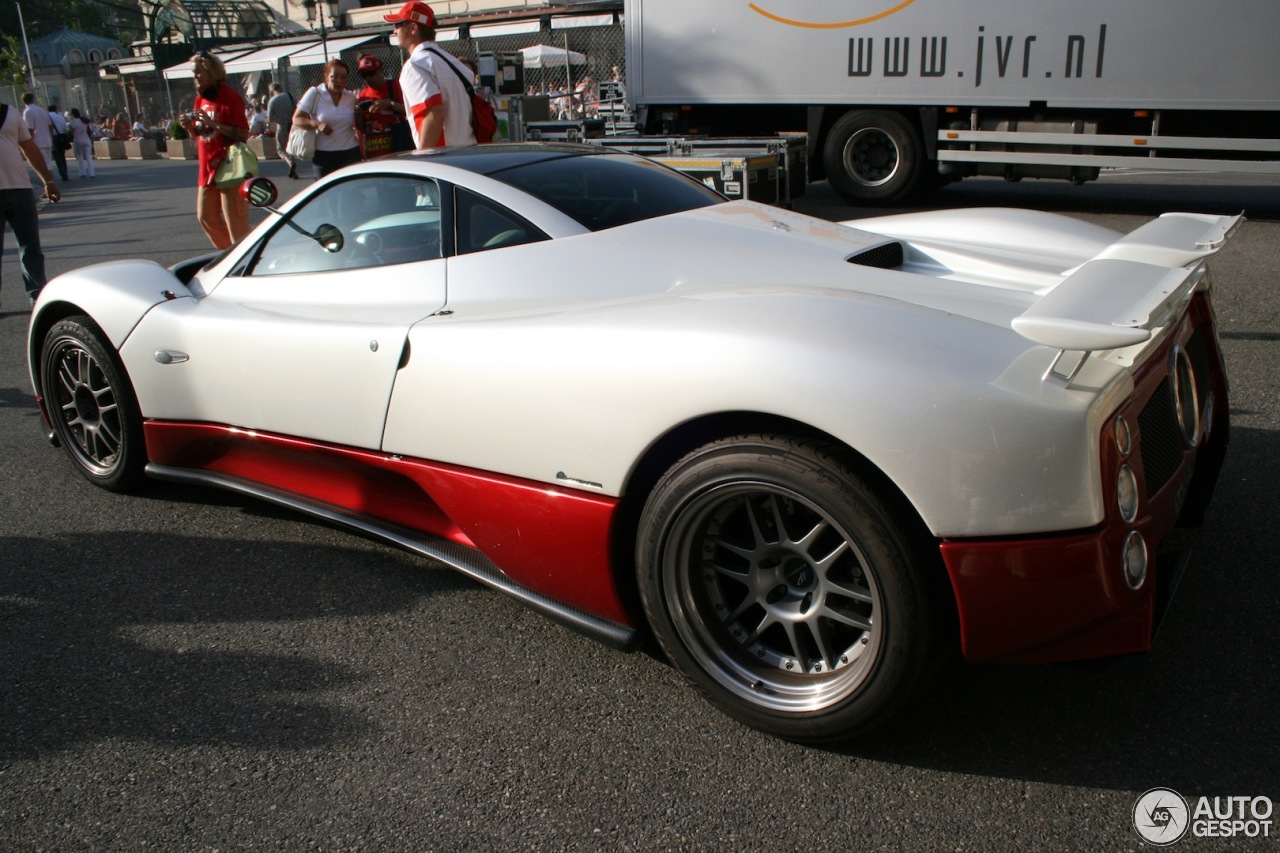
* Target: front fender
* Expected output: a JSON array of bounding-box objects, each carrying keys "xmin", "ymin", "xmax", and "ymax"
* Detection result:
[{"xmin": 27, "ymin": 260, "xmax": 191, "ymax": 395}]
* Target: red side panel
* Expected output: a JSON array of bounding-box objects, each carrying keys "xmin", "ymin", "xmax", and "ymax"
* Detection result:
[
  {"xmin": 144, "ymin": 422, "xmax": 633, "ymax": 626},
  {"xmin": 940, "ymin": 532, "xmax": 1155, "ymax": 664}
]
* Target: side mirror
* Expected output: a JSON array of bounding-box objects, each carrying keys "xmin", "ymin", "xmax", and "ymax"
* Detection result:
[
  {"xmin": 314, "ymin": 223, "xmax": 344, "ymax": 254},
  {"xmin": 241, "ymin": 176, "xmax": 343, "ymax": 253},
  {"xmin": 241, "ymin": 176, "xmax": 278, "ymax": 208}
]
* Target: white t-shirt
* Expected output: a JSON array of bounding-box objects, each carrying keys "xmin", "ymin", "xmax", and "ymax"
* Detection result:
[
  {"xmin": 399, "ymin": 42, "xmax": 477, "ymax": 149},
  {"xmin": 298, "ymin": 85, "xmax": 359, "ymax": 152},
  {"xmin": 1, "ymin": 105, "xmax": 37, "ymax": 189},
  {"xmin": 23, "ymin": 103, "xmax": 53, "ymax": 149}
]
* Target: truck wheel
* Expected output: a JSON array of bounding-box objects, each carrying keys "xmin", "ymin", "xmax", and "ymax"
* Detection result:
[
  {"xmin": 824, "ymin": 110, "xmax": 922, "ymax": 204},
  {"xmin": 636, "ymin": 434, "xmax": 944, "ymax": 742}
]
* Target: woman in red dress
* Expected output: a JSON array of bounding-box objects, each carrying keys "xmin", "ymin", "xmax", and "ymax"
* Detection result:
[{"xmin": 178, "ymin": 52, "xmax": 251, "ymax": 249}]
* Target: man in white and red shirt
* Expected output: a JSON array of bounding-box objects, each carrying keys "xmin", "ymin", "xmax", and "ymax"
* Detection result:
[{"xmin": 383, "ymin": 1, "xmax": 476, "ymax": 149}]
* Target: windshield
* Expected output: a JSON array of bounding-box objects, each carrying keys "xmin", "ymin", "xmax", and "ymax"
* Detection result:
[{"xmin": 489, "ymin": 152, "xmax": 724, "ymax": 232}]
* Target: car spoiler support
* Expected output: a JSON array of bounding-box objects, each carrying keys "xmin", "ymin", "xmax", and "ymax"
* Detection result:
[{"xmin": 1012, "ymin": 213, "xmax": 1242, "ymax": 384}]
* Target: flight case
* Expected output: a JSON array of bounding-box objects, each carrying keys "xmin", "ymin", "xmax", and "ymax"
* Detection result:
[{"xmin": 589, "ymin": 134, "xmax": 807, "ymax": 206}]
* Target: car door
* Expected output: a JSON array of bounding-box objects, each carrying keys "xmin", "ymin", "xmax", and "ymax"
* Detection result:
[{"xmin": 121, "ymin": 173, "xmax": 447, "ymax": 451}]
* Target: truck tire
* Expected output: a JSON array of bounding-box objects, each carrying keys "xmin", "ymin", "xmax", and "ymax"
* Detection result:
[{"xmin": 824, "ymin": 110, "xmax": 923, "ymax": 204}]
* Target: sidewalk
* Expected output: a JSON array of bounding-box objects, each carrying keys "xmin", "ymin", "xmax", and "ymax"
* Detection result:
[{"xmin": 1, "ymin": 156, "xmax": 307, "ymax": 315}]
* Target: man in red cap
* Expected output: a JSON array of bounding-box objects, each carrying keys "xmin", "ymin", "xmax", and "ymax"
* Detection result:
[
  {"xmin": 354, "ymin": 55, "xmax": 406, "ymax": 158},
  {"xmin": 383, "ymin": 1, "xmax": 476, "ymax": 148}
]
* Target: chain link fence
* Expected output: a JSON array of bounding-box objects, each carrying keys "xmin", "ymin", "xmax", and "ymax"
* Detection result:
[
  {"xmin": 2, "ymin": 75, "xmax": 149, "ymax": 126},
  {"xmin": 5, "ymin": 18, "xmax": 625, "ymax": 134}
]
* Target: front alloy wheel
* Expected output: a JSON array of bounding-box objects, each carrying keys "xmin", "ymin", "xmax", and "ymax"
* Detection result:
[{"xmin": 41, "ymin": 316, "xmax": 146, "ymax": 492}]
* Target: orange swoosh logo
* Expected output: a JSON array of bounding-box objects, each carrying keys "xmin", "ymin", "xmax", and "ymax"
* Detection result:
[{"xmin": 749, "ymin": 0, "xmax": 917, "ymax": 28}]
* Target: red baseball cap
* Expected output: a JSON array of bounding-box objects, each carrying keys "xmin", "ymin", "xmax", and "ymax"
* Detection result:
[
  {"xmin": 383, "ymin": 1, "xmax": 435, "ymax": 27},
  {"xmin": 357, "ymin": 55, "xmax": 382, "ymax": 72}
]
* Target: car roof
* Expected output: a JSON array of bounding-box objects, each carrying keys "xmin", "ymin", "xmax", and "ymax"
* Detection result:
[{"xmin": 391, "ymin": 142, "xmax": 619, "ymax": 176}]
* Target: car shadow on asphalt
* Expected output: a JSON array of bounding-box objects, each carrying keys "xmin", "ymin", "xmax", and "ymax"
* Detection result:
[{"xmin": 0, "ymin": 526, "xmax": 475, "ymax": 762}]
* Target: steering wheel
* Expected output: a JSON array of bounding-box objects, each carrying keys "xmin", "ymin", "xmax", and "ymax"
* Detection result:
[
  {"xmin": 482, "ymin": 229, "xmax": 525, "ymax": 250},
  {"xmin": 352, "ymin": 231, "xmax": 385, "ymax": 266}
]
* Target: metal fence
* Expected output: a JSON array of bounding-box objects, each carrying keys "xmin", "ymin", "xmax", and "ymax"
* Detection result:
[
  {"xmin": 2, "ymin": 75, "xmax": 148, "ymax": 126},
  {"xmin": 4, "ymin": 19, "xmax": 625, "ymax": 132}
]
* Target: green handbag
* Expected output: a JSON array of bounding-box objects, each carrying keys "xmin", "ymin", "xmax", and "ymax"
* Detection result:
[{"xmin": 213, "ymin": 142, "xmax": 259, "ymax": 189}]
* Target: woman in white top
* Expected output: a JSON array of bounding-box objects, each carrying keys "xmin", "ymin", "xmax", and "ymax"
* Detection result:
[
  {"xmin": 292, "ymin": 59, "xmax": 361, "ymax": 178},
  {"xmin": 68, "ymin": 108, "xmax": 95, "ymax": 177}
]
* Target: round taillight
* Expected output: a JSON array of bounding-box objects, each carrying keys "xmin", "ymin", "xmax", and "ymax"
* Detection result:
[
  {"xmin": 1122, "ymin": 531, "xmax": 1148, "ymax": 590},
  {"xmin": 1117, "ymin": 464, "xmax": 1139, "ymax": 523},
  {"xmin": 1114, "ymin": 415, "xmax": 1132, "ymax": 457}
]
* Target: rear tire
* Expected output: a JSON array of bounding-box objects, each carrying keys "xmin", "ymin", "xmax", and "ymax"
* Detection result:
[
  {"xmin": 40, "ymin": 316, "xmax": 147, "ymax": 492},
  {"xmin": 824, "ymin": 110, "xmax": 923, "ymax": 204},
  {"xmin": 637, "ymin": 435, "xmax": 943, "ymax": 742}
]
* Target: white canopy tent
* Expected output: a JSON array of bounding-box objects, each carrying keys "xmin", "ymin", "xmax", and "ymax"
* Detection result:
[
  {"xmin": 520, "ymin": 43, "xmax": 589, "ymax": 117},
  {"xmin": 286, "ymin": 34, "xmax": 381, "ymax": 67},
  {"xmin": 162, "ymin": 48, "xmax": 254, "ymax": 80},
  {"xmin": 519, "ymin": 44, "xmax": 587, "ymax": 68},
  {"xmin": 224, "ymin": 40, "xmax": 315, "ymax": 74}
]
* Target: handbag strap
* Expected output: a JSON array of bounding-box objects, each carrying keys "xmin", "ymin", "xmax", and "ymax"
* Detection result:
[
  {"xmin": 299, "ymin": 84, "xmax": 322, "ymax": 114},
  {"xmin": 424, "ymin": 47, "xmax": 477, "ymax": 97}
]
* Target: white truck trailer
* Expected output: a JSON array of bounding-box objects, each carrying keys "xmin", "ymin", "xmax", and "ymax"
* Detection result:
[{"xmin": 624, "ymin": 0, "xmax": 1280, "ymax": 202}]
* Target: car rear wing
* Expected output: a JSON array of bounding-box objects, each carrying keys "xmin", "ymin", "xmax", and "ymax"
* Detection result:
[{"xmin": 1012, "ymin": 213, "xmax": 1242, "ymax": 362}]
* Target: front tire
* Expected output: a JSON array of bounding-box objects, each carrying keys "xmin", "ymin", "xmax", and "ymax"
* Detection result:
[
  {"xmin": 41, "ymin": 316, "xmax": 147, "ymax": 492},
  {"xmin": 824, "ymin": 109, "xmax": 923, "ymax": 204},
  {"xmin": 637, "ymin": 435, "xmax": 942, "ymax": 742}
]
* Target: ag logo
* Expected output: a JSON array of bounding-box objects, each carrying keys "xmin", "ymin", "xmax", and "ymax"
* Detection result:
[
  {"xmin": 749, "ymin": 0, "xmax": 917, "ymax": 29},
  {"xmin": 1134, "ymin": 788, "xmax": 1190, "ymax": 846}
]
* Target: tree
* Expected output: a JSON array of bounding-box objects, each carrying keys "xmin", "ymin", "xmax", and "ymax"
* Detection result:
[
  {"xmin": 0, "ymin": 0, "xmax": 144, "ymax": 48},
  {"xmin": 0, "ymin": 35, "xmax": 31, "ymax": 89}
]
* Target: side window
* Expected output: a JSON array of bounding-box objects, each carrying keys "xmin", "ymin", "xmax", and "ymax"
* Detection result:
[
  {"xmin": 250, "ymin": 175, "xmax": 441, "ymax": 277},
  {"xmin": 454, "ymin": 187, "xmax": 548, "ymax": 255}
]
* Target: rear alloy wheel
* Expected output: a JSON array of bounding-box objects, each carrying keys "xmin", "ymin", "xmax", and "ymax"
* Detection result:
[
  {"xmin": 824, "ymin": 110, "xmax": 923, "ymax": 204},
  {"xmin": 41, "ymin": 316, "xmax": 146, "ymax": 492},
  {"xmin": 638, "ymin": 435, "xmax": 941, "ymax": 742}
]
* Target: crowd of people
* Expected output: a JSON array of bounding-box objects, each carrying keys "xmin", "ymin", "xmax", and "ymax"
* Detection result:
[
  {"xmin": 174, "ymin": 1, "xmax": 483, "ymax": 249},
  {"xmin": 4, "ymin": 1, "xmax": 585, "ymax": 297}
]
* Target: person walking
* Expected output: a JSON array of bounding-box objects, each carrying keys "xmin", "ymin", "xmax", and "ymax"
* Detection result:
[
  {"xmin": 292, "ymin": 59, "xmax": 361, "ymax": 179},
  {"xmin": 178, "ymin": 51, "xmax": 250, "ymax": 249},
  {"xmin": 384, "ymin": 1, "xmax": 476, "ymax": 149},
  {"xmin": 266, "ymin": 83, "xmax": 297, "ymax": 179},
  {"xmin": 48, "ymin": 105, "xmax": 70, "ymax": 182},
  {"xmin": 68, "ymin": 109, "xmax": 95, "ymax": 178},
  {"xmin": 21, "ymin": 94, "xmax": 56, "ymax": 191},
  {"xmin": 1, "ymin": 100, "xmax": 61, "ymax": 307}
]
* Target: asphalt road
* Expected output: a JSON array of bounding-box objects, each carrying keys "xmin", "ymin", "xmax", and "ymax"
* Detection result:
[{"xmin": 2, "ymin": 157, "xmax": 1277, "ymax": 850}]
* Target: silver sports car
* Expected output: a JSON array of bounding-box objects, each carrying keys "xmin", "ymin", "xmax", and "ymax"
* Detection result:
[{"xmin": 28, "ymin": 144, "xmax": 1233, "ymax": 741}]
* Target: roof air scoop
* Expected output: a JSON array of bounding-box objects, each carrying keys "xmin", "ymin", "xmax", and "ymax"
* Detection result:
[{"xmin": 847, "ymin": 241, "xmax": 904, "ymax": 269}]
